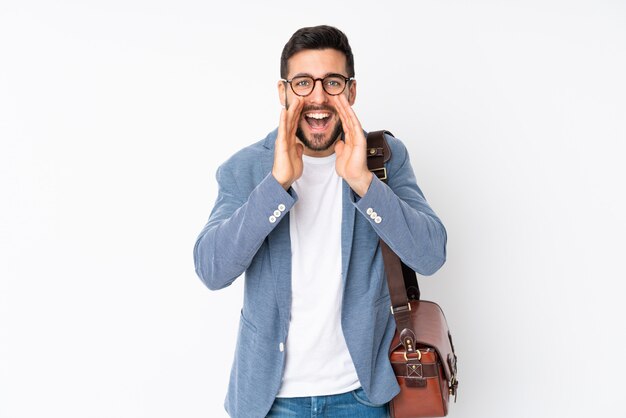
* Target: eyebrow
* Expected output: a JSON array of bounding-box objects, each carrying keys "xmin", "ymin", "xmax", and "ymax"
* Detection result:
[{"xmin": 290, "ymin": 72, "xmax": 347, "ymax": 79}]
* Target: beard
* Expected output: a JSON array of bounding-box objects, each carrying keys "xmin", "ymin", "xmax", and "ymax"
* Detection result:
[{"xmin": 296, "ymin": 119, "xmax": 344, "ymax": 152}]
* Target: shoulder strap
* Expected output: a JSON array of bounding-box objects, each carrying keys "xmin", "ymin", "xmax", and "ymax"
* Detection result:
[
  {"xmin": 366, "ymin": 131, "xmax": 421, "ymax": 303},
  {"xmin": 366, "ymin": 130, "xmax": 392, "ymax": 180}
]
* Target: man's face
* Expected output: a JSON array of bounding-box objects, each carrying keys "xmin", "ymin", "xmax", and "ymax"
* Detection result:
[{"xmin": 278, "ymin": 48, "xmax": 357, "ymax": 157}]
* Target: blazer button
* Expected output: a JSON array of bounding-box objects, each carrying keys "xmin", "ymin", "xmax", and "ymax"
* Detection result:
[
  {"xmin": 279, "ymin": 342, "xmax": 284, "ymax": 352},
  {"xmin": 370, "ymin": 211, "xmax": 377, "ymax": 219},
  {"xmin": 273, "ymin": 210, "xmax": 281, "ymax": 217},
  {"xmin": 374, "ymin": 216, "xmax": 382, "ymax": 224},
  {"xmin": 366, "ymin": 208, "xmax": 374, "ymax": 215},
  {"xmin": 278, "ymin": 204, "xmax": 286, "ymax": 212},
  {"xmin": 269, "ymin": 215, "xmax": 276, "ymax": 223}
]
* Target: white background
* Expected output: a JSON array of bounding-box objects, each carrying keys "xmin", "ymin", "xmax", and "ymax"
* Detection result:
[{"xmin": 1, "ymin": 1, "xmax": 625, "ymax": 417}]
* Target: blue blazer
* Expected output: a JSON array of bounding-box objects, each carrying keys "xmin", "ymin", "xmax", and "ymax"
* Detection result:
[{"xmin": 194, "ymin": 129, "xmax": 446, "ymax": 417}]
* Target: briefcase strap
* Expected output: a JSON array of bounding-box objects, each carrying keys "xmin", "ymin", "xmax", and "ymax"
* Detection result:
[
  {"xmin": 366, "ymin": 130, "xmax": 420, "ymax": 355},
  {"xmin": 366, "ymin": 130, "xmax": 420, "ymax": 302}
]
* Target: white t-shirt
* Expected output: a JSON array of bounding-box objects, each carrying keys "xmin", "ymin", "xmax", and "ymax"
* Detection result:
[{"xmin": 277, "ymin": 153, "xmax": 361, "ymax": 397}]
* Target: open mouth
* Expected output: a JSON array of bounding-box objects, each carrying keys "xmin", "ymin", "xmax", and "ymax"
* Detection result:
[{"xmin": 304, "ymin": 112, "xmax": 332, "ymax": 132}]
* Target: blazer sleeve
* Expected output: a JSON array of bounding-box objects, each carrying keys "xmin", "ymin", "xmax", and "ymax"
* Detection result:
[
  {"xmin": 354, "ymin": 136, "xmax": 447, "ymax": 275},
  {"xmin": 193, "ymin": 163, "xmax": 297, "ymax": 290}
]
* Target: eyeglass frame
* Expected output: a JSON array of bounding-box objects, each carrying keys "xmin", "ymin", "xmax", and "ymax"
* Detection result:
[{"xmin": 281, "ymin": 73, "xmax": 355, "ymax": 97}]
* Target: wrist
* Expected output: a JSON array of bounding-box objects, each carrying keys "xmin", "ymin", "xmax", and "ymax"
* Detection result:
[
  {"xmin": 271, "ymin": 170, "xmax": 293, "ymax": 190},
  {"xmin": 350, "ymin": 171, "xmax": 373, "ymax": 197}
]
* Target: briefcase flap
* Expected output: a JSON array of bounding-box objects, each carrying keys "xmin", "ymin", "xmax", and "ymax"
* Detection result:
[{"xmin": 390, "ymin": 300, "xmax": 456, "ymax": 382}]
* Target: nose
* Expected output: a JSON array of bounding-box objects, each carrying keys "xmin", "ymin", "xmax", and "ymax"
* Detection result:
[{"xmin": 307, "ymin": 79, "xmax": 328, "ymax": 104}]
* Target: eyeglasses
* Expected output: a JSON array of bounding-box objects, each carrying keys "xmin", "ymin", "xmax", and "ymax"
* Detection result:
[{"xmin": 281, "ymin": 74, "xmax": 355, "ymax": 97}]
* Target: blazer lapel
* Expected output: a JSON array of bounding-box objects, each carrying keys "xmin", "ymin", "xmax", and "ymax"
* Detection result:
[
  {"xmin": 263, "ymin": 132, "xmax": 292, "ymax": 329},
  {"xmin": 341, "ymin": 180, "xmax": 356, "ymax": 287},
  {"xmin": 268, "ymin": 215, "xmax": 292, "ymax": 331}
]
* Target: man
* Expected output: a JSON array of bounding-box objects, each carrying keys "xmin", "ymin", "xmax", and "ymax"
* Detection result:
[{"xmin": 194, "ymin": 25, "xmax": 446, "ymax": 418}]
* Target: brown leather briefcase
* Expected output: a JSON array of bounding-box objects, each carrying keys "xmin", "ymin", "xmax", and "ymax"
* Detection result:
[{"xmin": 388, "ymin": 300, "xmax": 458, "ymax": 417}]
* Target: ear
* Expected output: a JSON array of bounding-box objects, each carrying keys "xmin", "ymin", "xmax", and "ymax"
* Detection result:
[
  {"xmin": 348, "ymin": 79, "xmax": 357, "ymax": 105},
  {"xmin": 277, "ymin": 80, "xmax": 286, "ymax": 107}
]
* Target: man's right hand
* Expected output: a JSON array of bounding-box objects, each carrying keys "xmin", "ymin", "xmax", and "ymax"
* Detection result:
[{"xmin": 272, "ymin": 97, "xmax": 305, "ymax": 190}]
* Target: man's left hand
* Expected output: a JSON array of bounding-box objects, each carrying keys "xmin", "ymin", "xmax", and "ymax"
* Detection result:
[{"xmin": 333, "ymin": 94, "xmax": 373, "ymax": 197}]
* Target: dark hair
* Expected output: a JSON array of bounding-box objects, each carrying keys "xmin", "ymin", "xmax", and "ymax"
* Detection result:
[{"xmin": 280, "ymin": 25, "xmax": 355, "ymax": 78}]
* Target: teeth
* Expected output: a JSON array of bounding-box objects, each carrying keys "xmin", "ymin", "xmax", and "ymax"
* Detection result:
[{"xmin": 306, "ymin": 113, "xmax": 330, "ymax": 119}]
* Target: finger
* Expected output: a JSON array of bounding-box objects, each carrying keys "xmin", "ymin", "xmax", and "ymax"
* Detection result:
[
  {"xmin": 285, "ymin": 98, "xmax": 303, "ymax": 144},
  {"xmin": 332, "ymin": 95, "xmax": 352, "ymax": 144},
  {"xmin": 333, "ymin": 94, "xmax": 349, "ymax": 122},
  {"xmin": 286, "ymin": 96, "xmax": 303, "ymax": 129},
  {"xmin": 288, "ymin": 102, "xmax": 303, "ymax": 144},
  {"xmin": 338, "ymin": 94, "xmax": 362, "ymax": 133},
  {"xmin": 334, "ymin": 137, "xmax": 345, "ymax": 157},
  {"xmin": 337, "ymin": 94, "xmax": 366, "ymax": 148},
  {"xmin": 276, "ymin": 108, "xmax": 288, "ymax": 150},
  {"xmin": 343, "ymin": 97, "xmax": 363, "ymax": 132},
  {"xmin": 286, "ymin": 94, "xmax": 302, "ymax": 117}
]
